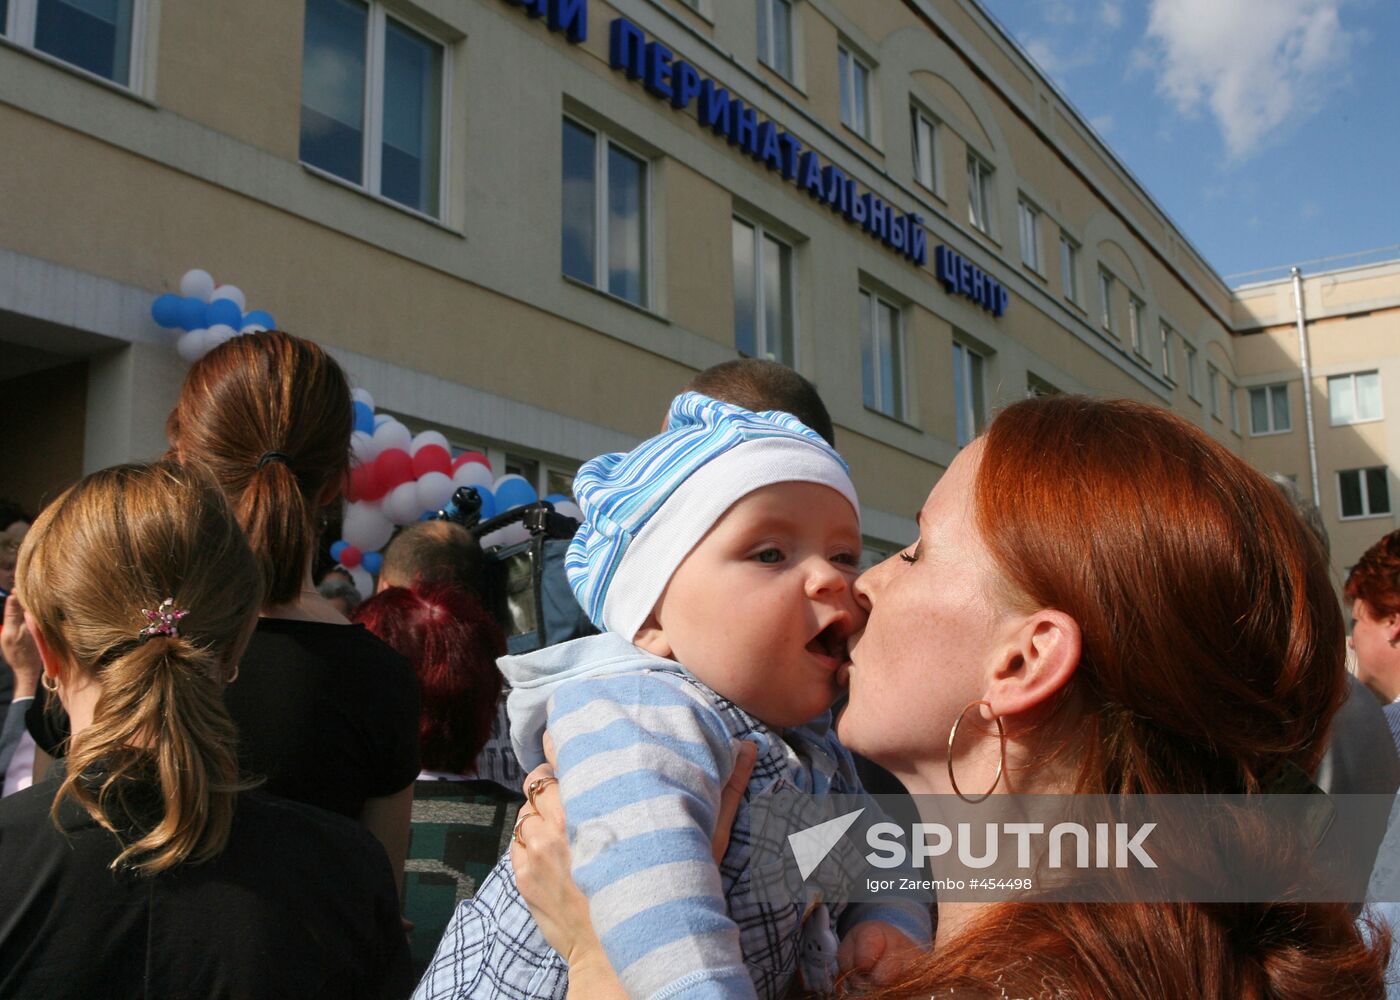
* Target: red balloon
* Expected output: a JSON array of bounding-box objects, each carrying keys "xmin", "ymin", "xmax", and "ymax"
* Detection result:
[
  {"xmin": 452, "ymin": 450, "xmax": 491, "ymax": 472},
  {"xmin": 339, "ymin": 545, "xmax": 362, "ymax": 569},
  {"xmin": 354, "ymin": 463, "xmax": 387, "ymax": 503},
  {"xmin": 412, "ymin": 444, "xmax": 452, "ymax": 479},
  {"xmin": 375, "ymin": 448, "xmax": 414, "ymax": 491}
]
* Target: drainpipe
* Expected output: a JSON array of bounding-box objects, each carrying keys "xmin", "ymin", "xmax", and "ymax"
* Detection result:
[{"xmin": 1291, "ymin": 266, "xmax": 1321, "ymax": 509}]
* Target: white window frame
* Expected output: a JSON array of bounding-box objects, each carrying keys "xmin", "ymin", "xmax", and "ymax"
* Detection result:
[
  {"xmin": 732, "ymin": 216, "xmax": 796, "ymax": 366},
  {"xmin": 1059, "ymin": 232, "xmax": 1080, "ymax": 304},
  {"xmin": 952, "ymin": 340, "xmax": 985, "ymax": 447},
  {"xmin": 967, "ymin": 153, "xmax": 994, "ymax": 235},
  {"xmin": 911, "ymin": 104, "xmax": 939, "ymax": 194},
  {"xmin": 757, "ymin": 0, "xmax": 793, "ymax": 79},
  {"xmin": 562, "ymin": 115, "xmax": 652, "ymax": 308},
  {"xmin": 1337, "ymin": 467, "xmax": 1392, "ymax": 521},
  {"xmin": 3, "ymin": 0, "xmax": 147, "ymax": 90},
  {"xmin": 1017, "ymin": 197, "xmax": 1041, "ymax": 273},
  {"xmin": 1098, "ymin": 268, "xmax": 1115, "ymax": 334},
  {"xmin": 299, "ymin": 0, "xmax": 452, "ymax": 220},
  {"xmin": 860, "ymin": 288, "xmax": 906, "ymax": 420},
  {"xmin": 1328, "ymin": 371, "xmax": 1384, "ymax": 426},
  {"xmin": 1184, "ymin": 342, "xmax": 1199, "ymax": 400},
  {"xmin": 1248, "ymin": 383, "xmax": 1291, "ymax": 436},
  {"xmin": 1160, "ymin": 323, "xmax": 1174, "ymax": 381},
  {"xmin": 838, "ymin": 43, "xmax": 872, "ymax": 140},
  {"xmin": 1207, "ymin": 363, "xmax": 1221, "ymax": 420},
  {"xmin": 1228, "ymin": 380, "xmax": 1240, "ymax": 435},
  {"xmin": 1128, "ymin": 294, "xmax": 1145, "ymax": 356}
]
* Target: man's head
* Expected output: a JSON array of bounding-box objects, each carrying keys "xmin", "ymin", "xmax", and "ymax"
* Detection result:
[
  {"xmin": 0, "ymin": 539, "xmax": 17, "ymax": 594},
  {"xmin": 681, "ymin": 359, "xmax": 835, "ymax": 446},
  {"xmin": 569, "ymin": 392, "xmax": 863, "ymax": 726},
  {"xmin": 378, "ymin": 520, "xmax": 485, "ymax": 599}
]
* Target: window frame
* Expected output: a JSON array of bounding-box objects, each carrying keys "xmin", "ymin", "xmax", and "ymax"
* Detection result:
[
  {"xmin": 299, "ymin": 0, "xmax": 452, "ymax": 220},
  {"xmin": 1017, "ymin": 197, "xmax": 1041, "ymax": 273},
  {"xmin": 1337, "ymin": 466, "xmax": 1392, "ymax": 521},
  {"xmin": 1160, "ymin": 322, "xmax": 1174, "ymax": 381},
  {"xmin": 1207, "ymin": 363, "xmax": 1221, "ymax": 421},
  {"xmin": 838, "ymin": 43, "xmax": 872, "ymax": 141},
  {"xmin": 756, "ymin": 0, "xmax": 793, "ymax": 80},
  {"xmin": 1228, "ymin": 380, "xmax": 1240, "ymax": 435},
  {"xmin": 952, "ymin": 340, "xmax": 986, "ymax": 447},
  {"xmin": 1327, "ymin": 370, "xmax": 1384, "ymax": 426},
  {"xmin": 3, "ymin": 0, "xmax": 147, "ymax": 90},
  {"xmin": 1098, "ymin": 268, "xmax": 1115, "ymax": 334},
  {"xmin": 560, "ymin": 114, "xmax": 652, "ymax": 309},
  {"xmin": 1058, "ymin": 231, "xmax": 1080, "ymax": 304},
  {"xmin": 859, "ymin": 288, "xmax": 906, "ymax": 420},
  {"xmin": 732, "ymin": 215, "xmax": 797, "ymax": 366},
  {"xmin": 1128, "ymin": 294, "xmax": 1145, "ymax": 357},
  {"xmin": 1184, "ymin": 342, "xmax": 1200, "ymax": 400},
  {"xmin": 967, "ymin": 153, "xmax": 994, "ymax": 236},
  {"xmin": 1248, "ymin": 383, "xmax": 1291, "ymax": 436},
  {"xmin": 911, "ymin": 104, "xmax": 939, "ymax": 195}
]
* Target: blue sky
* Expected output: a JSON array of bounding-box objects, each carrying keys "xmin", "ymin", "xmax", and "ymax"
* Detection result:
[{"xmin": 977, "ymin": 0, "xmax": 1400, "ymax": 283}]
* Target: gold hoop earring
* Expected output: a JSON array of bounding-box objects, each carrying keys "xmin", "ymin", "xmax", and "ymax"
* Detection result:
[
  {"xmin": 41, "ymin": 674, "xmax": 59, "ymax": 694},
  {"xmin": 947, "ymin": 700, "xmax": 1005, "ymax": 804}
]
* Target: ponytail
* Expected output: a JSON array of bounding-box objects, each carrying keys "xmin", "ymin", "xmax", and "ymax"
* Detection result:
[
  {"xmin": 56, "ymin": 636, "xmax": 245, "ymax": 875},
  {"xmin": 238, "ymin": 459, "xmax": 314, "ymax": 606}
]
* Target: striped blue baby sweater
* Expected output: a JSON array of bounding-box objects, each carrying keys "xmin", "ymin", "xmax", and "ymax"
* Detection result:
[{"xmin": 414, "ymin": 633, "xmax": 930, "ymax": 999}]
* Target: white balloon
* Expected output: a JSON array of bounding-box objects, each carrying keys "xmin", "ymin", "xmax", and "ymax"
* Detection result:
[
  {"xmin": 180, "ymin": 269, "xmax": 215, "ymax": 301},
  {"xmin": 451, "ymin": 461, "xmax": 494, "ymax": 490},
  {"xmin": 206, "ymin": 323, "xmax": 237, "ymax": 345},
  {"xmin": 346, "ymin": 565, "xmax": 373, "ymax": 599},
  {"xmin": 350, "ymin": 431, "xmax": 375, "ymax": 464},
  {"xmin": 351, "ymin": 387, "xmax": 376, "ymax": 410},
  {"xmin": 480, "ymin": 522, "xmax": 531, "ymax": 550},
  {"xmin": 342, "ymin": 502, "xmax": 394, "ymax": 552},
  {"xmin": 371, "ymin": 419, "xmax": 412, "ymax": 455},
  {"xmin": 415, "ymin": 471, "xmax": 455, "ymax": 512},
  {"xmin": 383, "ymin": 482, "xmax": 424, "ymax": 524},
  {"xmin": 176, "ymin": 331, "xmax": 206, "ymax": 363},
  {"xmin": 410, "ymin": 430, "xmax": 450, "ymax": 455},
  {"xmin": 373, "ymin": 414, "xmax": 393, "ymax": 429},
  {"xmin": 239, "ymin": 323, "xmax": 268, "ymax": 334},
  {"xmin": 493, "ymin": 473, "xmax": 530, "ymax": 492},
  {"xmin": 210, "ymin": 284, "xmax": 246, "ymax": 311},
  {"xmin": 553, "ymin": 500, "xmax": 583, "ymax": 523}
]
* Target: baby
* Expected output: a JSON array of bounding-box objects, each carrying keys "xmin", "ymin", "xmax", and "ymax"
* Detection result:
[{"xmin": 417, "ymin": 393, "xmax": 930, "ymax": 999}]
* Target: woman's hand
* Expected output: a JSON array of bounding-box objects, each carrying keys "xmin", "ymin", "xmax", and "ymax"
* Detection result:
[{"xmin": 2, "ymin": 594, "xmax": 43, "ymax": 700}]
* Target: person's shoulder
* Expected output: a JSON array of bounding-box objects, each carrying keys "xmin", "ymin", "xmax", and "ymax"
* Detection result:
[
  {"xmin": 250, "ymin": 618, "xmax": 414, "ymax": 681},
  {"xmin": 0, "ymin": 779, "xmax": 64, "ymax": 832},
  {"xmin": 234, "ymin": 790, "xmax": 388, "ymax": 866}
]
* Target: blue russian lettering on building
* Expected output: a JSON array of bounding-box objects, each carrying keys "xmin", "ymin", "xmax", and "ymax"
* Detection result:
[
  {"xmin": 934, "ymin": 245, "xmax": 1009, "ymax": 317},
  {"xmin": 507, "ymin": 0, "xmax": 586, "ymax": 43}
]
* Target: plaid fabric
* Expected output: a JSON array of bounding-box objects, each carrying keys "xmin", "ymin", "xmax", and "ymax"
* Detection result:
[{"xmin": 412, "ymin": 673, "xmax": 925, "ymax": 1000}]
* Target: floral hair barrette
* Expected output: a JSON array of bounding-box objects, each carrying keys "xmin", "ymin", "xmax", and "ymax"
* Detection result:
[{"xmin": 139, "ymin": 598, "xmax": 189, "ymax": 641}]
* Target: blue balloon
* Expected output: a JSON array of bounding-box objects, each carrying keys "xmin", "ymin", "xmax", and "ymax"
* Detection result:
[
  {"xmin": 177, "ymin": 296, "xmax": 208, "ymax": 331},
  {"xmin": 330, "ymin": 540, "xmax": 348, "ymax": 562},
  {"xmin": 362, "ymin": 551, "xmax": 384, "ymax": 575},
  {"xmin": 470, "ymin": 486, "xmax": 497, "ymax": 520},
  {"xmin": 496, "ymin": 478, "xmax": 539, "ymax": 511},
  {"xmin": 544, "ymin": 493, "xmax": 569, "ymax": 505},
  {"xmin": 243, "ymin": 309, "xmax": 276, "ymax": 329},
  {"xmin": 151, "ymin": 294, "xmax": 183, "ymax": 328},
  {"xmin": 206, "ymin": 298, "xmax": 242, "ymax": 329},
  {"xmin": 418, "ymin": 511, "xmax": 437, "ymax": 521},
  {"xmin": 352, "ymin": 401, "xmax": 375, "ymax": 435}
]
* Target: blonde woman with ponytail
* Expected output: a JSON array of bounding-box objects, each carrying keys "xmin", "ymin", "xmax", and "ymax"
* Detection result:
[{"xmin": 0, "ymin": 462, "xmax": 410, "ymax": 998}]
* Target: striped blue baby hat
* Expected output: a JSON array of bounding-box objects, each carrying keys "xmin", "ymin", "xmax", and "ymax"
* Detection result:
[{"xmin": 565, "ymin": 391, "xmax": 860, "ymax": 640}]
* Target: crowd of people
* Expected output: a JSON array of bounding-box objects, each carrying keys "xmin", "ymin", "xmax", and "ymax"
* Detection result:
[{"xmin": 0, "ymin": 329, "xmax": 1397, "ymax": 998}]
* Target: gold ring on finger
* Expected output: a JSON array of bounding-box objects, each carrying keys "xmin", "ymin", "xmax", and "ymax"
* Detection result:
[
  {"xmin": 512, "ymin": 808, "xmax": 539, "ymax": 848},
  {"xmin": 526, "ymin": 775, "xmax": 558, "ymax": 811}
]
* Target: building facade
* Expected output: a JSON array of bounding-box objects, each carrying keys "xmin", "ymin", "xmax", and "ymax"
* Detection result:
[{"xmin": 0, "ymin": 0, "xmax": 1383, "ymax": 583}]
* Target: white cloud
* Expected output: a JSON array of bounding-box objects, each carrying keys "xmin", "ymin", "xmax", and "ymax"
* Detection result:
[
  {"xmin": 1023, "ymin": 37, "xmax": 1062, "ymax": 75},
  {"xmin": 1090, "ymin": 113, "xmax": 1116, "ymax": 134},
  {"xmin": 1099, "ymin": 0, "xmax": 1124, "ymax": 30},
  {"xmin": 1142, "ymin": 0, "xmax": 1355, "ymax": 160}
]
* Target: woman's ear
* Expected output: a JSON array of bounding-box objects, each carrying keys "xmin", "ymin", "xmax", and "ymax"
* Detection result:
[
  {"xmin": 24, "ymin": 610, "xmax": 65, "ymax": 683},
  {"xmin": 632, "ymin": 611, "xmax": 673, "ymax": 659},
  {"xmin": 985, "ymin": 609, "xmax": 1081, "ymax": 719}
]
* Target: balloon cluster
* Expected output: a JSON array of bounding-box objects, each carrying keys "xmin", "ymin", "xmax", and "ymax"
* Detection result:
[
  {"xmin": 150, "ymin": 269, "xmax": 278, "ymax": 363},
  {"xmin": 327, "ymin": 387, "xmax": 584, "ymax": 597}
]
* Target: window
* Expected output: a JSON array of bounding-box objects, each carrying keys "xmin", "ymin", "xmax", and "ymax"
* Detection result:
[
  {"xmin": 561, "ymin": 118, "xmax": 649, "ymax": 307},
  {"xmin": 1338, "ymin": 467, "xmax": 1391, "ymax": 519},
  {"xmin": 1329, "ymin": 371, "xmax": 1382, "ymax": 425},
  {"xmin": 838, "ymin": 45, "xmax": 871, "ymax": 139},
  {"xmin": 860, "ymin": 290, "xmax": 904, "ymax": 419},
  {"xmin": 967, "ymin": 154, "xmax": 993, "ymax": 234},
  {"xmin": 757, "ymin": 0, "xmax": 793, "ymax": 79},
  {"xmin": 1098, "ymin": 269, "xmax": 1115, "ymax": 333},
  {"xmin": 3, "ymin": 0, "xmax": 139, "ymax": 86},
  {"xmin": 1207, "ymin": 363, "xmax": 1221, "ymax": 420},
  {"xmin": 1228, "ymin": 381, "xmax": 1240, "ymax": 434},
  {"xmin": 733, "ymin": 217, "xmax": 795, "ymax": 365},
  {"xmin": 952, "ymin": 341, "xmax": 985, "ymax": 447},
  {"xmin": 911, "ymin": 106, "xmax": 938, "ymax": 192},
  {"xmin": 300, "ymin": 0, "xmax": 445, "ymax": 216},
  {"xmin": 1184, "ymin": 342, "xmax": 1199, "ymax": 399},
  {"xmin": 1160, "ymin": 323, "xmax": 1174, "ymax": 380},
  {"xmin": 1017, "ymin": 198, "xmax": 1041, "ymax": 272},
  {"xmin": 1128, "ymin": 295, "xmax": 1145, "ymax": 355},
  {"xmin": 1249, "ymin": 384, "xmax": 1290, "ymax": 435},
  {"xmin": 1059, "ymin": 232, "xmax": 1079, "ymax": 303},
  {"xmin": 1027, "ymin": 373, "xmax": 1060, "ymax": 397}
]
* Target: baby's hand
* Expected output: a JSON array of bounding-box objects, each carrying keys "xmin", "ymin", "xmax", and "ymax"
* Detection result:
[{"xmin": 837, "ymin": 920, "xmax": 921, "ymax": 986}]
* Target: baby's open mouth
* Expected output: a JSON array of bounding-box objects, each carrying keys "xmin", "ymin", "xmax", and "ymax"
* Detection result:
[{"xmin": 806, "ymin": 621, "xmax": 848, "ymax": 668}]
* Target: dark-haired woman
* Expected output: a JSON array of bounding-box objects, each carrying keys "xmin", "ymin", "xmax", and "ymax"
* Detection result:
[
  {"xmin": 0, "ymin": 462, "xmax": 410, "ymax": 997},
  {"xmin": 168, "ymin": 331, "xmax": 420, "ymax": 898}
]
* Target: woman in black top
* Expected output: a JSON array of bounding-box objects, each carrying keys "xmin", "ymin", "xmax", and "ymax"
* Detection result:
[
  {"xmin": 0, "ymin": 461, "xmax": 411, "ymax": 998},
  {"xmin": 168, "ymin": 331, "xmax": 420, "ymax": 898}
]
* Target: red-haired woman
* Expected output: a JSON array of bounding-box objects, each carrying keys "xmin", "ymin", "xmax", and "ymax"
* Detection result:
[
  {"xmin": 353, "ymin": 583, "xmax": 505, "ymax": 970},
  {"xmin": 1345, "ymin": 530, "xmax": 1400, "ymax": 749},
  {"xmin": 508, "ymin": 395, "xmax": 1389, "ymax": 998}
]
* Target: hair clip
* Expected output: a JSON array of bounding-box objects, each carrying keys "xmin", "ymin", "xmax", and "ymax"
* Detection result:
[{"xmin": 139, "ymin": 598, "xmax": 189, "ymax": 641}]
